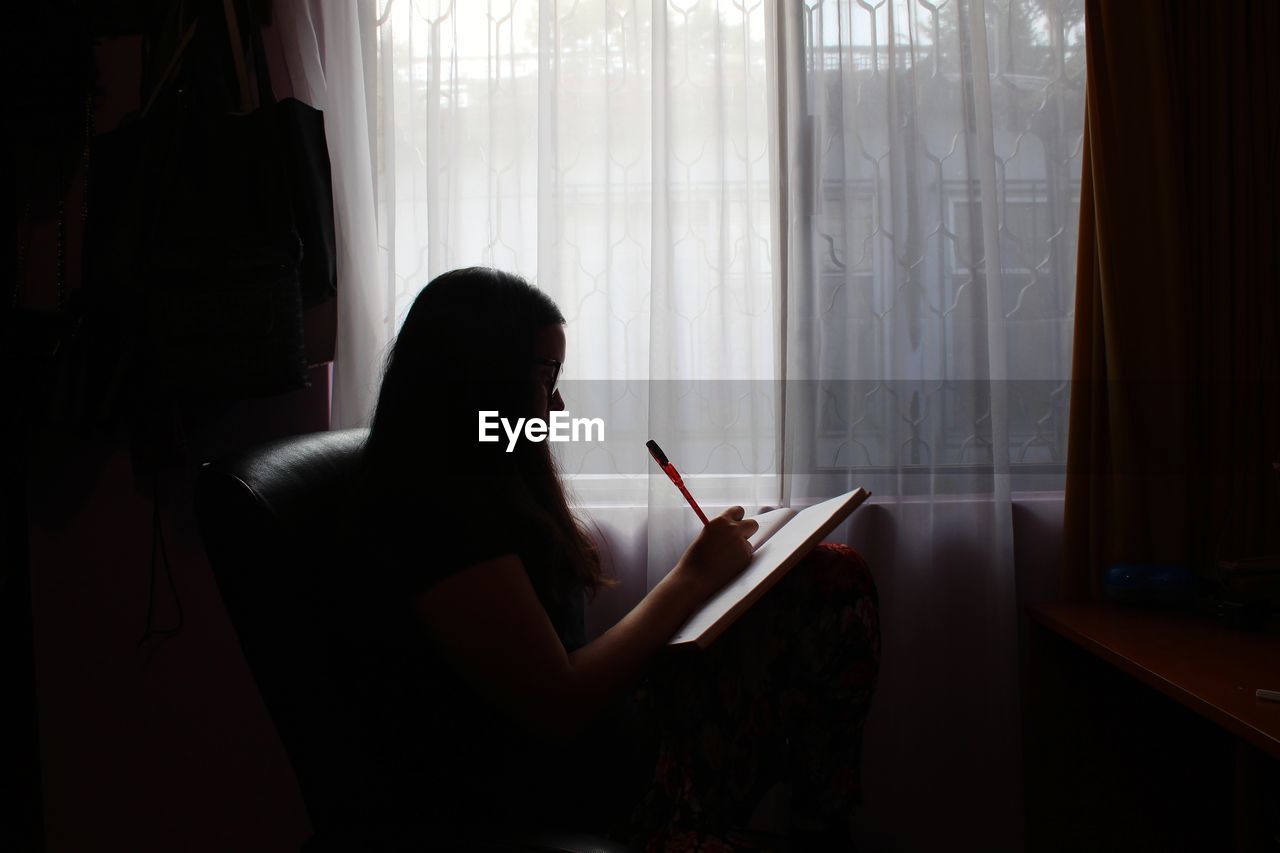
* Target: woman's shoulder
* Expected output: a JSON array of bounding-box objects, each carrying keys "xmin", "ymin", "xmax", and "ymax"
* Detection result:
[{"xmin": 350, "ymin": 486, "xmax": 520, "ymax": 594}]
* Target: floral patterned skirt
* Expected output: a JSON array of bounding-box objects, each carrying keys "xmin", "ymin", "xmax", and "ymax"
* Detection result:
[
  {"xmin": 615, "ymin": 542, "xmax": 881, "ymax": 851},
  {"xmin": 485, "ymin": 543, "xmax": 879, "ymax": 851}
]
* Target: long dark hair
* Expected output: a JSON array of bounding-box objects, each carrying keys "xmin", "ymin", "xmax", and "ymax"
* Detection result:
[{"xmin": 362, "ymin": 267, "xmax": 607, "ymax": 602}]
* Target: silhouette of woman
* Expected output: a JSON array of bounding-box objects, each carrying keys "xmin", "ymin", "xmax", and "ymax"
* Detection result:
[{"xmin": 352, "ymin": 267, "xmax": 879, "ymax": 851}]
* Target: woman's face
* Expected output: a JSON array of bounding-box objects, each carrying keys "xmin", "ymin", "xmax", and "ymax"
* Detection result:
[{"xmin": 532, "ymin": 323, "xmax": 567, "ymax": 417}]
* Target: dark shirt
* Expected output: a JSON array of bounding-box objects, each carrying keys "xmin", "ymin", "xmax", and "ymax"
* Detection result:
[{"xmin": 336, "ymin": 492, "xmax": 590, "ymax": 829}]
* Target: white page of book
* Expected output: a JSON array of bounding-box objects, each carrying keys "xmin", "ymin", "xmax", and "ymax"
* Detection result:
[
  {"xmin": 748, "ymin": 507, "xmax": 795, "ymax": 551},
  {"xmin": 669, "ymin": 489, "xmax": 867, "ymax": 646}
]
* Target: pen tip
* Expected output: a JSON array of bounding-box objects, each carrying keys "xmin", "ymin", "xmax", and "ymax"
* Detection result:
[{"xmin": 645, "ymin": 440, "xmax": 669, "ymax": 466}]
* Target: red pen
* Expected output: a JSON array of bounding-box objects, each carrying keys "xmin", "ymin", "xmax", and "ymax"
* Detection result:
[{"xmin": 646, "ymin": 440, "xmax": 709, "ymax": 525}]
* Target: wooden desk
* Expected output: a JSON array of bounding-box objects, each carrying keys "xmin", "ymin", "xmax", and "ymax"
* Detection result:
[{"xmin": 1025, "ymin": 602, "xmax": 1280, "ymax": 852}]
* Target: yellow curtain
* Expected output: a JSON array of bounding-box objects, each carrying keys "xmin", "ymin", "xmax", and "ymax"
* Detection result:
[{"xmin": 1064, "ymin": 0, "xmax": 1280, "ymax": 599}]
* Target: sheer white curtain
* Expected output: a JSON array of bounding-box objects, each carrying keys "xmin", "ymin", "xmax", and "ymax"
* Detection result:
[
  {"xmin": 280, "ymin": 0, "xmax": 1084, "ymax": 847},
  {"xmin": 776, "ymin": 2, "xmax": 1084, "ymax": 847},
  {"xmin": 369, "ymin": 0, "xmax": 783, "ymax": 597},
  {"xmin": 276, "ymin": 0, "xmax": 383, "ymax": 431}
]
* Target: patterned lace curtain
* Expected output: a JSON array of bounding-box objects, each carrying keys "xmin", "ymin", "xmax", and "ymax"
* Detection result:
[
  {"xmin": 372, "ymin": 0, "xmax": 779, "ymax": 587},
  {"xmin": 773, "ymin": 2, "xmax": 1084, "ymax": 846},
  {"xmin": 779, "ymin": 0, "xmax": 1085, "ymax": 502}
]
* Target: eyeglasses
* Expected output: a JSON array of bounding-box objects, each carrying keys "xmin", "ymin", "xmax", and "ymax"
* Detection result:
[{"xmin": 533, "ymin": 357, "xmax": 563, "ymax": 397}]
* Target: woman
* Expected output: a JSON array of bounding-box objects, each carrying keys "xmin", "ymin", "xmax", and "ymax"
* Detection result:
[{"xmin": 352, "ymin": 267, "xmax": 879, "ymax": 850}]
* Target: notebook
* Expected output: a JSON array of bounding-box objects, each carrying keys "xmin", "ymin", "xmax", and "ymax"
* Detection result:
[{"xmin": 668, "ymin": 487, "xmax": 871, "ymax": 649}]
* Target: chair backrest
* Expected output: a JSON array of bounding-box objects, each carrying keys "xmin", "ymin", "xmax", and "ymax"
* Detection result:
[{"xmin": 195, "ymin": 428, "xmax": 373, "ymax": 833}]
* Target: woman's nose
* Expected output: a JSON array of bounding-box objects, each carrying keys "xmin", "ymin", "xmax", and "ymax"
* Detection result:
[{"xmin": 550, "ymin": 389, "xmax": 566, "ymax": 412}]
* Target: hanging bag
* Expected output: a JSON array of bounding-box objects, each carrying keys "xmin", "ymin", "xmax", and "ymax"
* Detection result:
[
  {"xmin": 225, "ymin": 0, "xmax": 336, "ymax": 309},
  {"xmin": 78, "ymin": 0, "xmax": 335, "ymax": 417}
]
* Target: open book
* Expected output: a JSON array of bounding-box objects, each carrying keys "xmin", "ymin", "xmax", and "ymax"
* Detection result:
[{"xmin": 668, "ymin": 487, "xmax": 871, "ymax": 649}]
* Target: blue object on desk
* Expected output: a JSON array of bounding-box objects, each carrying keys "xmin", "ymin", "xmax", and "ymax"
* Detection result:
[{"xmin": 1103, "ymin": 563, "xmax": 1198, "ymax": 606}]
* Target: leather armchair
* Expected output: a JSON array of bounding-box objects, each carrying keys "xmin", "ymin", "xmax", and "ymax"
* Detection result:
[{"xmin": 195, "ymin": 429, "xmax": 628, "ymax": 852}]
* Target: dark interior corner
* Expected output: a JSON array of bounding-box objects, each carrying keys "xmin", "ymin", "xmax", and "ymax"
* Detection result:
[{"xmin": 11, "ymin": 1, "xmax": 321, "ymax": 850}]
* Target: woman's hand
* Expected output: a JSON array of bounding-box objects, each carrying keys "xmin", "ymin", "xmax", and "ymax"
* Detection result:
[{"xmin": 673, "ymin": 506, "xmax": 760, "ymax": 601}]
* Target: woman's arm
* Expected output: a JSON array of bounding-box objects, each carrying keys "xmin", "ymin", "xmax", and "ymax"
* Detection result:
[{"xmin": 414, "ymin": 507, "xmax": 758, "ymax": 744}]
